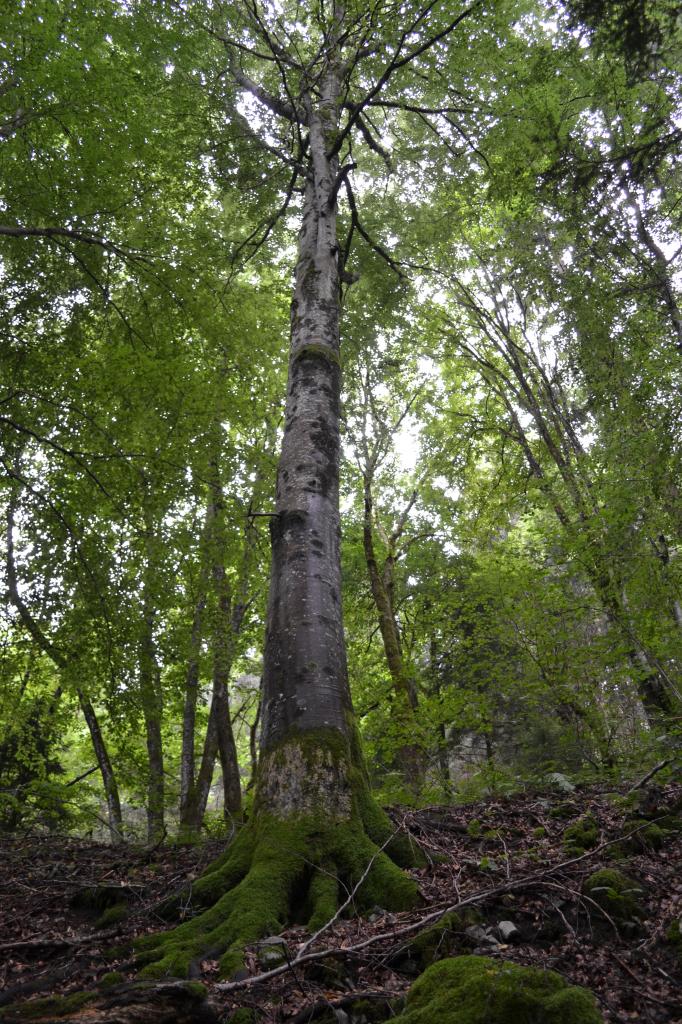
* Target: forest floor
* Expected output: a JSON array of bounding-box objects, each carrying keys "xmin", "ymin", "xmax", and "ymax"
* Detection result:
[{"xmin": 0, "ymin": 780, "xmax": 681, "ymax": 1023}]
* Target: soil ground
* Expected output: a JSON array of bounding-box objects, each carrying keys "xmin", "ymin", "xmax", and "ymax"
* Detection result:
[{"xmin": 1, "ymin": 782, "xmax": 680, "ymax": 1023}]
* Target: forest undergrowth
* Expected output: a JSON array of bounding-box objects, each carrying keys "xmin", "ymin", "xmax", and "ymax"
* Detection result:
[{"xmin": 1, "ymin": 781, "xmax": 681, "ymax": 1024}]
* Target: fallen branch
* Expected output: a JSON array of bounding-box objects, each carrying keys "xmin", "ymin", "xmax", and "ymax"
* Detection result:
[
  {"xmin": 626, "ymin": 759, "xmax": 672, "ymax": 795},
  {"xmin": 0, "ymin": 927, "xmax": 120, "ymax": 954}
]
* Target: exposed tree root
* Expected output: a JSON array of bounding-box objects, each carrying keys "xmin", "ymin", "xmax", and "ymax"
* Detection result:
[{"xmin": 136, "ymin": 731, "xmax": 422, "ymax": 979}]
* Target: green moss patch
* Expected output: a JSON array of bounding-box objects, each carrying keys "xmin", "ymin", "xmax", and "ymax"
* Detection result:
[
  {"xmin": 228, "ymin": 1011, "xmax": 259, "ymax": 1024},
  {"xmin": 394, "ymin": 956, "xmax": 603, "ymax": 1023},
  {"xmin": 563, "ymin": 814, "xmax": 599, "ymax": 856},
  {"xmin": 95, "ymin": 902, "xmax": 129, "ymax": 929},
  {"xmin": 583, "ymin": 868, "xmax": 644, "ymax": 922},
  {"xmin": 1, "ymin": 991, "xmax": 94, "ymax": 1021},
  {"xmin": 549, "ymin": 801, "xmax": 576, "ymax": 820},
  {"xmin": 621, "ymin": 820, "xmax": 665, "ymax": 853},
  {"xmin": 98, "ymin": 971, "xmax": 124, "ymax": 989},
  {"xmin": 466, "ymin": 818, "xmax": 482, "ymax": 839},
  {"xmin": 666, "ymin": 918, "xmax": 682, "ymax": 963}
]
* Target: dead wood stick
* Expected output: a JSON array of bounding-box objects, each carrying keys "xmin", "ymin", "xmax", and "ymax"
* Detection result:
[
  {"xmin": 0, "ymin": 928, "xmax": 119, "ymax": 953},
  {"xmin": 626, "ymin": 758, "xmax": 673, "ymax": 794}
]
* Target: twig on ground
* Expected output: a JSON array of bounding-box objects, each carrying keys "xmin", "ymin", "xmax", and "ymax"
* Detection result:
[{"xmin": 626, "ymin": 759, "xmax": 673, "ymax": 795}]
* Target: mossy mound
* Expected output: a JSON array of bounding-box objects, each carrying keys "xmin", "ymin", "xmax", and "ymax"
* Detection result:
[
  {"xmin": 98, "ymin": 971, "xmax": 124, "ymax": 989},
  {"xmin": 583, "ymin": 869, "xmax": 644, "ymax": 922},
  {"xmin": 391, "ymin": 911, "xmax": 484, "ymax": 973},
  {"xmin": 666, "ymin": 918, "xmax": 682, "ymax": 963},
  {"xmin": 394, "ymin": 956, "xmax": 603, "ymax": 1023},
  {"xmin": 95, "ymin": 902, "xmax": 129, "ymax": 929},
  {"xmin": 1, "ymin": 991, "xmax": 94, "ymax": 1021},
  {"xmin": 563, "ymin": 814, "xmax": 599, "ymax": 856},
  {"xmin": 549, "ymin": 801, "xmax": 576, "ymax": 820},
  {"xmin": 621, "ymin": 819, "xmax": 665, "ymax": 853},
  {"xmin": 136, "ymin": 729, "xmax": 421, "ymax": 979}
]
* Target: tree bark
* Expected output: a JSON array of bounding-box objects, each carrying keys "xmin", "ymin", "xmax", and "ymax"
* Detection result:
[
  {"xmin": 259, "ymin": 92, "xmax": 350, "ymax": 755},
  {"xmin": 177, "ymin": 448, "xmax": 256, "ymax": 835}
]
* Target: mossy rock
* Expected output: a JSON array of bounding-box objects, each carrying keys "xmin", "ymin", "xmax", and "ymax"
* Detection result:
[
  {"xmin": 549, "ymin": 801, "xmax": 576, "ymax": 819},
  {"xmin": 95, "ymin": 902, "xmax": 129, "ymax": 929},
  {"xmin": 98, "ymin": 971, "xmax": 124, "ymax": 989},
  {"xmin": 583, "ymin": 869, "xmax": 644, "ymax": 922},
  {"xmin": 71, "ymin": 885, "xmax": 131, "ymax": 914},
  {"xmin": 563, "ymin": 814, "xmax": 598, "ymax": 856},
  {"xmin": 392, "ymin": 911, "xmax": 482, "ymax": 973},
  {"xmin": 1, "ymin": 991, "xmax": 94, "ymax": 1021},
  {"xmin": 394, "ymin": 956, "xmax": 603, "ymax": 1023},
  {"xmin": 621, "ymin": 820, "xmax": 665, "ymax": 853}
]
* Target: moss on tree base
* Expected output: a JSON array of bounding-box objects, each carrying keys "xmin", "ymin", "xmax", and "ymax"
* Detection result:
[
  {"xmin": 394, "ymin": 956, "xmax": 604, "ymax": 1023},
  {"xmin": 136, "ymin": 729, "xmax": 421, "ymax": 979}
]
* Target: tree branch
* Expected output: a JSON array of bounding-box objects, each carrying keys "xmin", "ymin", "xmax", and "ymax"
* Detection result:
[{"xmin": 0, "ymin": 224, "xmax": 150, "ymax": 262}]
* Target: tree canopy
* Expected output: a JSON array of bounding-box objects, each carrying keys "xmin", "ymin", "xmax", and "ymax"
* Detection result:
[{"xmin": 1, "ymin": 0, "xmax": 681, "ymax": 960}]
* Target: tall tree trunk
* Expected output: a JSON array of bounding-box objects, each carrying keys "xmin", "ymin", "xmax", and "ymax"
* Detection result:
[
  {"xmin": 135, "ymin": 5, "xmax": 453, "ymax": 980},
  {"xmin": 259, "ymin": 118, "xmax": 350, "ymax": 757}
]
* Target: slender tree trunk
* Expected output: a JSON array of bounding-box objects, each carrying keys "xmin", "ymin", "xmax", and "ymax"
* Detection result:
[
  {"xmin": 177, "ymin": 451, "xmax": 253, "ymax": 835},
  {"xmin": 180, "ymin": 566, "xmax": 244, "ymax": 832},
  {"xmin": 140, "ymin": 512, "xmax": 164, "ymax": 845},
  {"xmin": 6, "ymin": 497, "xmax": 123, "ymax": 842},
  {"xmin": 362, "ymin": 479, "xmax": 423, "ymax": 789},
  {"xmin": 213, "ymin": 563, "xmax": 245, "ymax": 818},
  {"xmin": 139, "ymin": 626, "xmax": 164, "ymax": 844},
  {"xmin": 178, "ymin": 490, "xmax": 216, "ymax": 825},
  {"xmin": 78, "ymin": 693, "xmax": 123, "ymax": 842}
]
